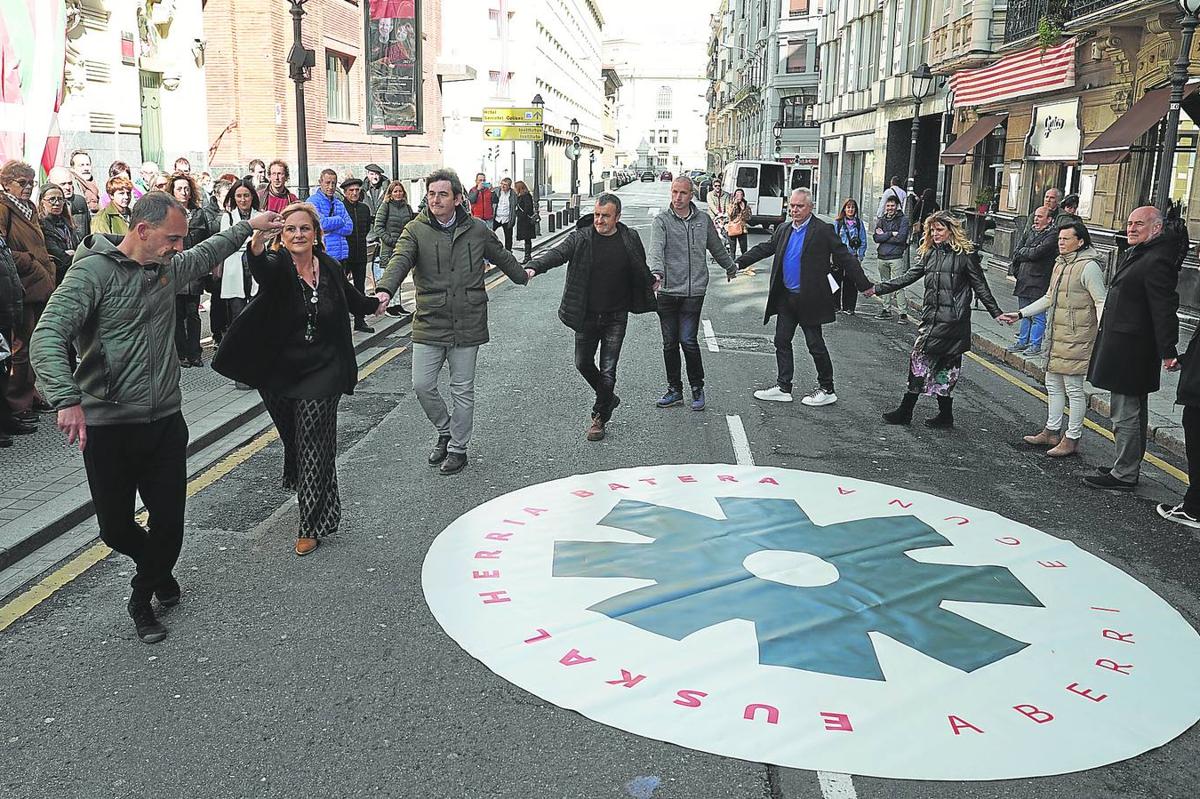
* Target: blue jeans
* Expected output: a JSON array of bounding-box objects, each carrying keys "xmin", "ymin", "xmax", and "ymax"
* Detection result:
[
  {"xmin": 574, "ymin": 311, "xmax": 628, "ymax": 420},
  {"xmin": 657, "ymin": 294, "xmax": 705, "ymax": 391},
  {"xmin": 1015, "ymin": 293, "xmax": 1046, "ymax": 348}
]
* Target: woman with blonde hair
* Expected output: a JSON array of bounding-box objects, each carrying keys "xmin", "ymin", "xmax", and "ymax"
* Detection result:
[
  {"xmin": 369, "ymin": 179, "xmax": 414, "ymax": 270},
  {"xmin": 867, "ymin": 211, "xmax": 1004, "ymax": 427},
  {"xmin": 999, "ymin": 221, "xmax": 1106, "ymax": 456},
  {"xmin": 213, "ymin": 202, "xmax": 381, "ymax": 556}
]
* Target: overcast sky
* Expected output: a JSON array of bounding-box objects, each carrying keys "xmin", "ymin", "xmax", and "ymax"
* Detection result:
[{"xmin": 602, "ymin": 0, "xmax": 716, "ymax": 73}]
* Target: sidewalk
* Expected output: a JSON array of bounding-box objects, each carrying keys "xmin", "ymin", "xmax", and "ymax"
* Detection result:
[
  {"xmin": 0, "ymin": 221, "xmax": 572, "ymax": 576},
  {"xmin": 858, "ymin": 249, "xmax": 1190, "ymax": 461}
]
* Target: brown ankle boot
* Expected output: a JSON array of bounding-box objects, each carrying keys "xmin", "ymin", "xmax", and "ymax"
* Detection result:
[
  {"xmin": 586, "ymin": 414, "xmax": 606, "ymax": 441},
  {"xmin": 1022, "ymin": 428, "xmax": 1061, "ymax": 446},
  {"xmin": 295, "ymin": 537, "xmax": 319, "ymax": 556},
  {"xmin": 1046, "ymin": 436, "xmax": 1078, "ymax": 457}
]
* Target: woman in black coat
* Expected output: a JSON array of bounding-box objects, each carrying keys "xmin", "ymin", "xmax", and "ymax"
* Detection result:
[
  {"xmin": 514, "ymin": 180, "xmax": 537, "ymax": 263},
  {"xmin": 213, "ymin": 202, "xmax": 380, "ymax": 557},
  {"xmin": 869, "ymin": 211, "xmax": 1003, "ymax": 428},
  {"xmin": 37, "ymin": 183, "xmax": 78, "ymax": 284}
]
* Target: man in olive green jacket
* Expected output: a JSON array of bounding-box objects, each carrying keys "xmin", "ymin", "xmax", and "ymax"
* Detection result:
[
  {"xmin": 30, "ymin": 192, "xmax": 281, "ymax": 644},
  {"xmin": 374, "ymin": 168, "xmax": 528, "ymax": 475}
]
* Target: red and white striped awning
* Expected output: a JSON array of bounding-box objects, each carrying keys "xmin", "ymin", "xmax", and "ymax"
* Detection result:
[{"xmin": 950, "ymin": 40, "xmax": 1076, "ymax": 109}]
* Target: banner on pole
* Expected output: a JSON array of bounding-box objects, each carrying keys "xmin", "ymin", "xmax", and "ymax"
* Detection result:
[{"xmin": 365, "ymin": 0, "xmax": 422, "ymax": 135}]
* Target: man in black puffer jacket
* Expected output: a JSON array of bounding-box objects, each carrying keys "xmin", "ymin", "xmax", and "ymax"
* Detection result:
[
  {"xmin": 1006, "ymin": 205, "xmax": 1057, "ymax": 355},
  {"xmin": 525, "ymin": 193, "xmax": 657, "ymax": 442}
]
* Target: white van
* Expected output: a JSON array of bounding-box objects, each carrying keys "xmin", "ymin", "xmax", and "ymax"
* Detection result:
[{"xmin": 721, "ymin": 160, "xmax": 788, "ymax": 230}]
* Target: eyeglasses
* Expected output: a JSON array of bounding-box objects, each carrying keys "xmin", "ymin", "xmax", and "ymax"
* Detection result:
[
  {"xmin": 43, "ymin": 197, "xmax": 64, "ymax": 205},
  {"xmin": 12, "ymin": 179, "xmax": 34, "ymax": 188}
]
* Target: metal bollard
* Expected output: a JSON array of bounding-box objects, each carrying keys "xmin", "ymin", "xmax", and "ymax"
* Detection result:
[
  {"xmin": 556, "ymin": 210, "xmax": 564, "ymax": 227},
  {"xmin": 548, "ymin": 212, "xmax": 556, "ymax": 233}
]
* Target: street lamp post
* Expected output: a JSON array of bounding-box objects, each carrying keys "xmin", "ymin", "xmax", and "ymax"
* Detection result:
[
  {"xmin": 588, "ymin": 149, "xmax": 596, "ymax": 196},
  {"xmin": 906, "ymin": 63, "xmax": 935, "ymax": 210},
  {"xmin": 286, "ymin": 0, "xmax": 316, "ymax": 197},
  {"xmin": 531, "ymin": 93, "xmax": 544, "ymax": 227},
  {"xmin": 569, "ymin": 117, "xmax": 581, "ymax": 202},
  {"xmin": 1155, "ymin": 0, "xmax": 1200, "ymax": 211}
]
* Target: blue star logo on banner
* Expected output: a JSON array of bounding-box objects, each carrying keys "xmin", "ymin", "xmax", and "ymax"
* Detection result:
[{"xmin": 553, "ymin": 498, "xmax": 1044, "ymax": 681}]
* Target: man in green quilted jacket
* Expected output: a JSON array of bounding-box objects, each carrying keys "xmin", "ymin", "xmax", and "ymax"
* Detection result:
[{"xmin": 30, "ymin": 191, "xmax": 282, "ymax": 644}]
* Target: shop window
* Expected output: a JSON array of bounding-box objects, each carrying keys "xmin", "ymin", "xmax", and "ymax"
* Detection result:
[
  {"xmin": 969, "ymin": 123, "xmax": 1005, "ymax": 211},
  {"xmin": 325, "ymin": 51, "xmax": 352, "ymax": 123}
]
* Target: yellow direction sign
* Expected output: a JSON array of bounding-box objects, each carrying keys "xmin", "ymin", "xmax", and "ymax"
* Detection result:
[
  {"xmin": 483, "ymin": 107, "xmax": 544, "ymax": 124},
  {"xmin": 482, "ymin": 125, "xmax": 545, "ymax": 142}
]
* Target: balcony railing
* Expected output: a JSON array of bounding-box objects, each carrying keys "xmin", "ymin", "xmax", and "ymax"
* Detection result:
[{"xmin": 1004, "ymin": 0, "xmax": 1125, "ymax": 44}]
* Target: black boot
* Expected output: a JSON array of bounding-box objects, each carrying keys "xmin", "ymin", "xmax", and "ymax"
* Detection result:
[
  {"xmin": 925, "ymin": 396, "xmax": 954, "ymax": 428},
  {"xmin": 127, "ymin": 591, "xmax": 168, "ymax": 644},
  {"xmin": 882, "ymin": 392, "xmax": 919, "ymax": 425}
]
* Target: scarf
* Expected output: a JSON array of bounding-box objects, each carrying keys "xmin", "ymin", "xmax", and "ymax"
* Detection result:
[{"xmin": 2, "ymin": 190, "xmax": 35, "ymax": 222}]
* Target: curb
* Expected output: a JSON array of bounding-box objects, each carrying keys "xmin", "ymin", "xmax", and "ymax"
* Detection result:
[{"xmin": 0, "ymin": 229, "xmax": 575, "ymax": 575}]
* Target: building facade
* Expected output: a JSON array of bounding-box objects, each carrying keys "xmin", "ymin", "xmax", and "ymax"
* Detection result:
[
  {"xmin": 55, "ymin": 0, "xmax": 210, "ymax": 177},
  {"xmin": 605, "ymin": 36, "xmax": 709, "ymax": 176},
  {"xmin": 814, "ymin": 0, "xmax": 950, "ymax": 215},
  {"xmin": 439, "ymin": 0, "xmax": 606, "ymax": 197},
  {"xmin": 705, "ymin": 0, "xmax": 822, "ymax": 190},
  {"xmin": 203, "ymin": 0, "xmax": 444, "ymax": 195},
  {"xmin": 938, "ymin": 0, "xmax": 1200, "ymax": 316}
]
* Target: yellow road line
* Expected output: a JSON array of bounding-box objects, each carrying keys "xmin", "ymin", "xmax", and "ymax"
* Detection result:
[
  {"xmin": 964, "ymin": 351, "xmax": 1188, "ymax": 485},
  {"xmin": 0, "ymin": 346, "xmax": 409, "ymax": 633}
]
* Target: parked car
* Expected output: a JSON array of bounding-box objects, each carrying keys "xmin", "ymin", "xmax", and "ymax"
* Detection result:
[
  {"xmin": 640, "ymin": 171, "xmax": 656, "ymax": 182},
  {"xmin": 659, "ymin": 170, "xmax": 673, "ymax": 181}
]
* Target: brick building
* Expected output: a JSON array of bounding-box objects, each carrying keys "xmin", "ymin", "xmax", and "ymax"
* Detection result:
[{"xmin": 203, "ymin": 0, "xmax": 444, "ymax": 194}]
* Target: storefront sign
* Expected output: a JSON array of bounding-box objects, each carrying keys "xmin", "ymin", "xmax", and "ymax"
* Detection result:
[
  {"xmin": 422, "ymin": 465, "xmax": 1200, "ymax": 780},
  {"xmin": 365, "ymin": 0, "xmax": 422, "ymax": 135},
  {"xmin": 1026, "ymin": 99, "xmax": 1081, "ymax": 161}
]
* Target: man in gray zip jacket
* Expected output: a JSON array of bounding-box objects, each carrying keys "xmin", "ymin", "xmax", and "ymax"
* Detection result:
[
  {"xmin": 649, "ymin": 177, "xmax": 736, "ymax": 411},
  {"xmin": 30, "ymin": 192, "xmax": 282, "ymax": 644}
]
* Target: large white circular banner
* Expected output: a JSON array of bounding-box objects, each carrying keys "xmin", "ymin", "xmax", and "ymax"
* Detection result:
[{"xmin": 422, "ymin": 464, "xmax": 1200, "ymax": 780}]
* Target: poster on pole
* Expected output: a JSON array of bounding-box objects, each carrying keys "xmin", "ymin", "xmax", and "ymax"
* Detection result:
[{"xmin": 364, "ymin": 0, "xmax": 422, "ymax": 135}]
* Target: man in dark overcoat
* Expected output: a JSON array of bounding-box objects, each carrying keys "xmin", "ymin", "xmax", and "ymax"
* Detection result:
[
  {"xmin": 736, "ymin": 187, "xmax": 871, "ymax": 407},
  {"xmin": 1084, "ymin": 205, "xmax": 1180, "ymax": 490}
]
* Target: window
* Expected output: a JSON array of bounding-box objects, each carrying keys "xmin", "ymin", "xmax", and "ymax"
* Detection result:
[
  {"xmin": 790, "ymin": 0, "xmax": 810, "ymax": 15},
  {"xmin": 736, "ymin": 166, "xmax": 758, "ymax": 188},
  {"xmin": 657, "ymin": 85, "xmax": 673, "ymax": 119},
  {"xmin": 325, "ymin": 52, "xmax": 352, "ymax": 122},
  {"xmin": 659, "ymin": 131, "xmax": 669, "ymax": 144},
  {"xmin": 488, "ymin": 9, "xmax": 502, "ymax": 37},
  {"xmin": 786, "ymin": 39, "xmax": 807, "ymax": 74},
  {"xmin": 488, "ymin": 70, "xmax": 512, "ymax": 98},
  {"xmin": 657, "ymin": 108, "xmax": 671, "ymax": 120},
  {"xmin": 780, "ymin": 94, "xmax": 817, "ymax": 127},
  {"xmin": 672, "ymin": 130, "xmax": 679, "ymax": 144}
]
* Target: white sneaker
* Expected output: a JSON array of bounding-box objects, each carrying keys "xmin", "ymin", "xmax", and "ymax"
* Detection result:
[
  {"xmin": 753, "ymin": 386, "xmax": 793, "ymax": 402},
  {"xmin": 1157, "ymin": 503, "xmax": 1200, "ymax": 529},
  {"xmin": 801, "ymin": 389, "xmax": 838, "ymax": 407}
]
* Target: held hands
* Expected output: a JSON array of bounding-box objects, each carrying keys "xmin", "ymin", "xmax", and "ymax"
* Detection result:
[
  {"xmin": 1165, "ymin": 358, "xmax": 1181, "ymax": 372},
  {"xmin": 249, "ymin": 211, "xmax": 284, "ymax": 232},
  {"xmin": 524, "ymin": 268, "xmax": 537, "ymax": 283},
  {"xmin": 997, "ymin": 312, "xmax": 1019, "ymax": 325},
  {"xmin": 374, "ymin": 291, "xmax": 391, "ymax": 317},
  {"xmin": 862, "ymin": 287, "xmax": 876, "ymax": 298},
  {"xmin": 57, "ymin": 405, "xmax": 87, "ymax": 452},
  {"xmin": 651, "ymin": 275, "xmax": 663, "ymax": 295}
]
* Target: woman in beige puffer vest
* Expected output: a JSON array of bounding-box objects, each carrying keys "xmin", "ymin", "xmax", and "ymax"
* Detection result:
[{"xmin": 1000, "ymin": 221, "xmax": 1106, "ymax": 457}]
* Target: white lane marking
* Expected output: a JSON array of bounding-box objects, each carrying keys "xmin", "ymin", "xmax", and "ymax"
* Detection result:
[
  {"xmin": 702, "ymin": 319, "xmax": 719, "ymax": 352},
  {"xmin": 817, "ymin": 772, "xmax": 858, "ymax": 799},
  {"xmin": 726, "ymin": 415, "xmax": 753, "ymax": 466},
  {"xmin": 725, "ymin": 414, "xmax": 860, "ymax": 799}
]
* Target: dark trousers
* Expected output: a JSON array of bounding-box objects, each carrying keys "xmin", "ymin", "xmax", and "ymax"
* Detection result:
[
  {"xmin": 210, "ymin": 296, "xmax": 228, "ymax": 344},
  {"xmin": 774, "ymin": 295, "xmax": 834, "ymax": 393},
  {"xmin": 83, "ymin": 412, "xmax": 189, "ymax": 593},
  {"xmin": 839, "ymin": 273, "xmax": 859, "ymax": 312},
  {"xmin": 175, "ymin": 295, "xmax": 202, "ymax": 361},
  {"xmin": 343, "ymin": 258, "xmax": 368, "ymax": 323},
  {"xmin": 727, "ymin": 233, "xmax": 748, "ymax": 258},
  {"xmin": 657, "ymin": 293, "xmax": 705, "ymax": 391},
  {"xmin": 0, "ymin": 325, "xmax": 12, "ymax": 429},
  {"xmin": 522, "ymin": 238, "xmax": 533, "ymax": 262},
  {"xmin": 493, "ymin": 219, "xmax": 513, "ymax": 250},
  {"xmin": 1185, "ymin": 405, "xmax": 1200, "ymax": 515},
  {"xmin": 574, "ymin": 311, "xmax": 628, "ymax": 421},
  {"xmin": 6, "ymin": 303, "xmax": 43, "ymax": 412},
  {"xmin": 261, "ymin": 392, "xmax": 342, "ymax": 539}
]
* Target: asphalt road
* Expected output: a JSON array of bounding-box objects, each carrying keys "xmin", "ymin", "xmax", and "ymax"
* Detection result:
[{"xmin": 2, "ymin": 181, "xmax": 1197, "ymax": 798}]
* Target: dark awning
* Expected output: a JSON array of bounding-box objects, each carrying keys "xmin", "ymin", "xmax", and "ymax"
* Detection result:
[
  {"xmin": 1083, "ymin": 83, "xmax": 1200, "ymax": 165},
  {"xmin": 939, "ymin": 114, "xmax": 1006, "ymax": 166}
]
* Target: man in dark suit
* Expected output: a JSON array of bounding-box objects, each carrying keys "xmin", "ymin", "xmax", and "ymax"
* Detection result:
[
  {"xmin": 1084, "ymin": 205, "xmax": 1180, "ymax": 490},
  {"xmin": 736, "ymin": 187, "xmax": 871, "ymax": 407}
]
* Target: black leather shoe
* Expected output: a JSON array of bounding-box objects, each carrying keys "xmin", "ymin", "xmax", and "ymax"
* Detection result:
[
  {"xmin": 440, "ymin": 451, "xmax": 467, "ymax": 475},
  {"xmin": 354, "ymin": 322, "xmax": 375, "ymax": 334},
  {"xmin": 1082, "ymin": 473, "xmax": 1137, "ymax": 491},
  {"xmin": 428, "ymin": 434, "xmax": 451, "ymax": 465},
  {"xmin": 155, "ymin": 575, "xmax": 181, "ymax": 607},
  {"xmin": 13, "ymin": 410, "xmax": 36, "ymax": 423},
  {"xmin": 127, "ymin": 593, "xmax": 168, "ymax": 644},
  {"xmin": 2, "ymin": 420, "xmax": 37, "ymax": 435},
  {"xmin": 0, "ymin": 433, "xmax": 12, "ymax": 448}
]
